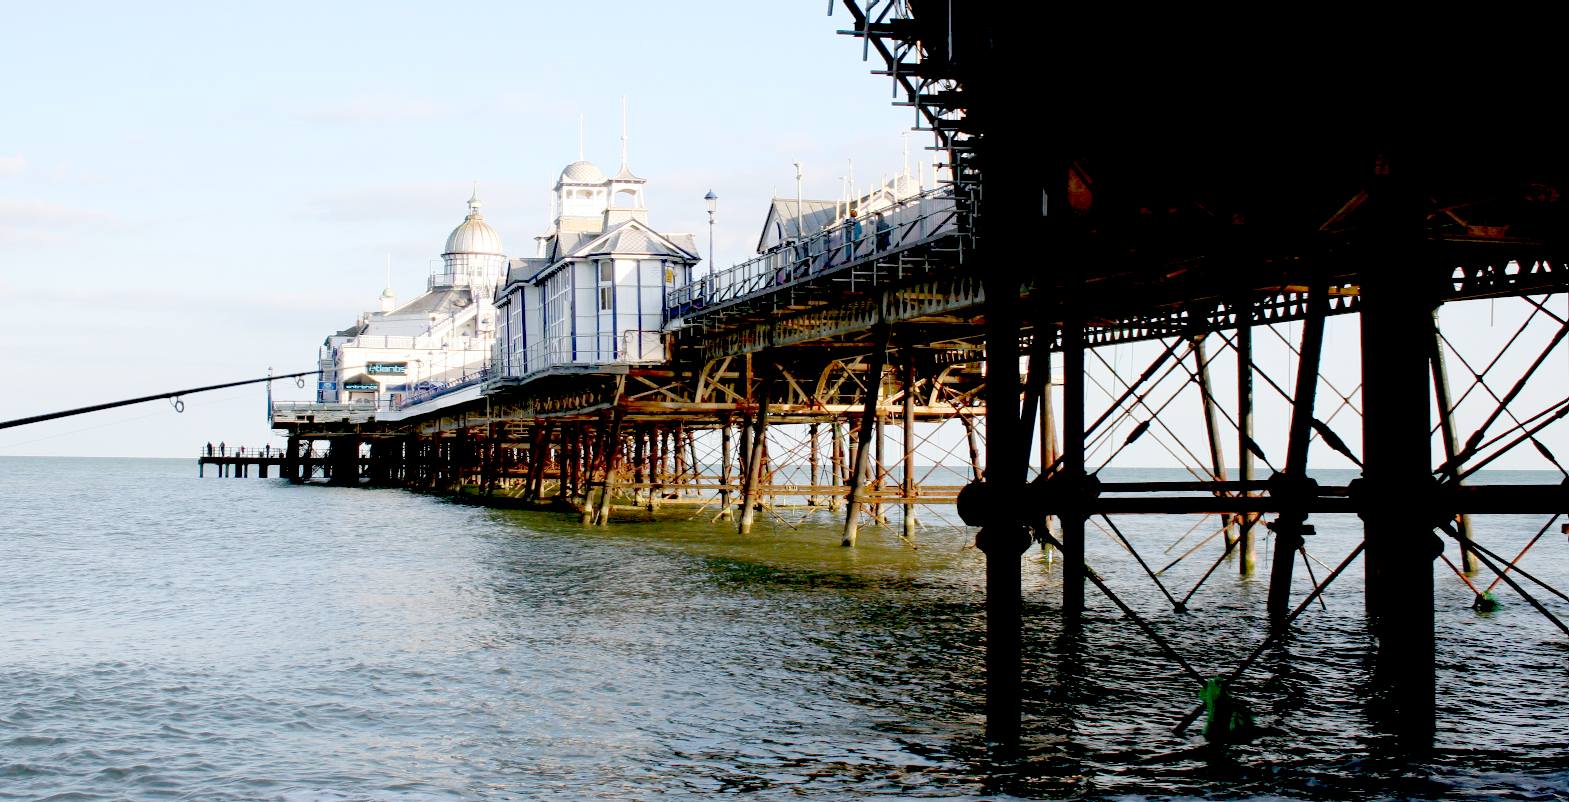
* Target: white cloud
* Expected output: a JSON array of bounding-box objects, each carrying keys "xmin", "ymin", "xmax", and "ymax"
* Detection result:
[
  {"xmin": 0, "ymin": 199, "xmax": 116, "ymax": 244},
  {"xmin": 0, "ymin": 156, "xmax": 26, "ymax": 176},
  {"xmin": 297, "ymin": 93, "xmax": 448, "ymax": 125},
  {"xmin": 305, "ymin": 181, "xmax": 460, "ymax": 223}
]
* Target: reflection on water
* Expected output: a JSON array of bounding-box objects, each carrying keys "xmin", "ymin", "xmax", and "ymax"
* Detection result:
[{"xmin": 1, "ymin": 457, "xmax": 1567, "ymax": 800}]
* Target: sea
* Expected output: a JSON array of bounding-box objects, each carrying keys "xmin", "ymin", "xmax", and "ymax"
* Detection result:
[{"xmin": 2, "ymin": 456, "xmax": 1567, "ymax": 800}]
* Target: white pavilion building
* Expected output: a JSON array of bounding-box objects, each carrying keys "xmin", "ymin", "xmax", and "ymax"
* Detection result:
[
  {"xmin": 315, "ymin": 192, "xmax": 507, "ymax": 406},
  {"xmin": 491, "ymin": 151, "xmax": 699, "ymax": 380}
]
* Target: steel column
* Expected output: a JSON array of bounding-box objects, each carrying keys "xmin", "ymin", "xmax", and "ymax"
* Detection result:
[{"xmin": 842, "ymin": 325, "xmax": 889, "ymax": 547}]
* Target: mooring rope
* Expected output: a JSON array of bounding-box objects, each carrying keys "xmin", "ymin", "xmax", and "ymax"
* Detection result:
[{"xmin": 0, "ymin": 370, "xmax": 318, "ymax": 431}]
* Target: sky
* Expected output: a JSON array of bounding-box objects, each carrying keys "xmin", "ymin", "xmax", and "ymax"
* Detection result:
[{"xmin": 1, "ymin": 2, "xmax": 1563, "ymax": 473}]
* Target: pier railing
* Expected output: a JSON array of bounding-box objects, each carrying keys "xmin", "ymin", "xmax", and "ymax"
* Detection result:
[
  {"xmin": 320, "ymin": 335, "xmax": 490, "ymax": 355},
  {"xmin": 393, "ymin": 366, "xmax": 491, "ymax": 408},
  {"xmin": 665, "ymin": 187, "xmax": 960, "ymax": 318},
  {"xmin": 490, "ymin": 330, "xmax": 665, "ymax": 382},
  {"xmin": 198, "ymin": 443, "xmax": 286, "ymax": 458},
  {"xmin": 270, "ymin": 400, "xmax": 391, "ymax": 424}
]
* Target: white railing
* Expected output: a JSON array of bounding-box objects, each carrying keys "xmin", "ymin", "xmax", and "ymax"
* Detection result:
[
  {"xmin": 492, "ymin": 330, "xmax": 664, "ymax": 380},
  {"xmin": 389, "ymin": 366, "xmax": 491, "ymax": 409},
  {"xmin": 269, "ymin": 400, "xmax": 393, "ymax": 424},
  {"xmin": 666, "ymin": 187, "xmax": 961, "ymax": 317}
]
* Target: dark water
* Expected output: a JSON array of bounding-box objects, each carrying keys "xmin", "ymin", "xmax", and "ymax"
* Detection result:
[{"xmin": 2, "ymin": 457, "xmax": 1568, "ymax": 800}]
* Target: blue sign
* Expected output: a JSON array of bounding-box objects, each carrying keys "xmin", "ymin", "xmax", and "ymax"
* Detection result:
[
  {"xmin": 344, "ymin": 382, "xmax": 378, "ymax": 391},
  {"xmin": 367, "ymin": 362, "xmax": 407, "ymax": 375}
]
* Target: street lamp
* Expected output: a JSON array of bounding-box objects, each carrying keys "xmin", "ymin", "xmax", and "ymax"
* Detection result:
[{"xmin": 704, "ymin": 190, "xmax": 718, "ymax": 275}]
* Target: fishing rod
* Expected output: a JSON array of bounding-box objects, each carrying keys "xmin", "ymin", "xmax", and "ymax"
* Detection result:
[{"xmin": 0, "ymin": 370, "xmax": 319, "ymax": 431}]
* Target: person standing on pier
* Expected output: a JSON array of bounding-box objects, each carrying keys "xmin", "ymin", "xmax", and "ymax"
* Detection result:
[{"xmin": 844, "ymin": 209, "xmax": 862, "ymax": 261}]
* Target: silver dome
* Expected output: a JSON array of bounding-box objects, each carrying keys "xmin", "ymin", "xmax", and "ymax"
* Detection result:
[
  {"xmin": 559, "ymin": 160, "xmax": 607, "ymax": 184},
  {"xmin": 444, "ymin": 194, "xmax": 503, "ymax": 255}
]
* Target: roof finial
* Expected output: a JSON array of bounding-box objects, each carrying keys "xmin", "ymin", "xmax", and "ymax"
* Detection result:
[
  {"xmin": 578, "ymin": 114, "xmax": 585, "ymax": 161},
  {"xmin": 467, "ymin": 182, "xmax": 481, "ymax": 216},
  {"xmin": 620, "ymin": 96, "xmax": 629, "ymax": 171}
]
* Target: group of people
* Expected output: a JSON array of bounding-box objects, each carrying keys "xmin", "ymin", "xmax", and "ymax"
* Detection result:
[
  {"xmin": 770, "ymin": 208, "xmax": 896, "ymax": 286},
  {"xmin": 204, "ymin": 442, "xmax": 275, "ymax": 458}
]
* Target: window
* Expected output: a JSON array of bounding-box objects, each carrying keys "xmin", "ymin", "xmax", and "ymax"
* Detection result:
[{"xmin": 597, "ymin": 260, "xmax": 613, "ymax": 311}]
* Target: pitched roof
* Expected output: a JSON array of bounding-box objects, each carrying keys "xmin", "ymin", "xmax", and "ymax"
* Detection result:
[
  {"xmin": 565, "ymin": 219, "xmax": 700, "ymax": 260},
  {"xmin": 379, "ymin": 286, "xmax": 472, "ymax": 319},
  {"xmin": 757, "ymin": 199, "xmax": 839, "ymax": 253},
  {"xmin": 505, "ymin": 257, "xmax": 552, "ymax": 286}
]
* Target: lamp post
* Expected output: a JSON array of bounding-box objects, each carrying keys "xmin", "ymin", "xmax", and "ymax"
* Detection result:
[
  {"xmin": 704, "ymin": 190, "xmax": 718, "ymax": 276},
  {"xmin": 793, "ymin": 163, "xmax": 805, "ymax": 242}
]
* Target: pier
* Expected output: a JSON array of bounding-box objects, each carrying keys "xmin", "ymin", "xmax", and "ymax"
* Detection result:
[
  {"xmin": 240, "ymin": 1, "xmax": 1569, "ymax": 756},
  {"xmin": 196, "ymin": 445, "xmax": 290, "ymax": 478}
]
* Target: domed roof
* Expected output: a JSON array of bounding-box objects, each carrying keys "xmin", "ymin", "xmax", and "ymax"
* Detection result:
[
  {"xmin": 559, "ymin": 160, "xmax": 606, "ymax": 184},
  {"xmin": 444, "ymin": 193, "xmax": 503, "ymax": 255}
]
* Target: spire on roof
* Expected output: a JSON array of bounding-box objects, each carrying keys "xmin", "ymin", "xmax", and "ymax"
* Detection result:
[
  {"xmin": 466, "ymin": 184, "xmax": 483, "ymax": 219},
  {"xmin": 612, "ymin": 97, "xmax": 643, "ymax": 182}
]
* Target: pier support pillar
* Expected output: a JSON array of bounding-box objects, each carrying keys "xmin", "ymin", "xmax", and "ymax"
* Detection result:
[
  {"xmin": 595, "ymin": 407, "xmax": 624, "ymax": 525},
  {"xmin": 809, "ymin": 423, "xmax": 820, "ymax": 508},
  {"xmin": 842, "ymin": 326, "xmax": 889, "ymax": 547},
  {"xmin": 962, "ymin": 414, "xmax": 981, "ymax": 480},
  {"xmin": 1360, "ymin": 159, "xmax": 1437, "ymax": 748},
  {"xmin": 828, "ymin": 420, "xmax": 844, "ymax": 512},
  {"xmin": 1267, "ymin": 278, "xmax": 1326, "ymax": 625},
  {"xmin": 873, "ymin": 411, "xmax": 886, "ymax": 524},
  {"xmin": 1236, "ymin": 317, "xmax": 1258, "ymax": 576},
  {"xmin": 302, "ymin": 439, "xmax": 317, "ymax": 482},
  {"xmin": 739, "ymin": 371, "xmax": 772, "ymax": 535},
  {"xmin": 718, "ymin": 418, "xmax": 733, "ymax": 519},
  {"xmin": 1061, "ymin": 319, "xmax": 1086, "ymax": 622},
  {"xmin": 903, "ymin": 356, "xmax": 917, "ymax": 539},
  {"xmin": 327, "ymin": 436, "xmax": 360, "ymax": 487}
]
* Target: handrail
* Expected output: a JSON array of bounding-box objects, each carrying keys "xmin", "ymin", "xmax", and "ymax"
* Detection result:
[
  {"xmin": 665, "ymin": 186, "xmax": 965, "ymax": 318},
  {"xmin": 198, "ymin": 444, "xmax": 286, "ymax": 458},
  {"xmin": 394, "ymin": 367, "xmax": 491, "ymax": 408},
  {"xmin": 272, "ymin": 400, "xmax": 395, "ymax": 410}
]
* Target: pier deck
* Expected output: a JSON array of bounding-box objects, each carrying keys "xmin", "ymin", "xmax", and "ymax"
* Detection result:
[{"xmin": 197, "ymin": 446, "xmax": 287, "ymax": 478}]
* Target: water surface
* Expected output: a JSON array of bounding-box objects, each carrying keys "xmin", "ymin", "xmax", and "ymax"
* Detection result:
[{"xmin": 2, "ymin": 457, "xmax": 1567, "ymax": 800}]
